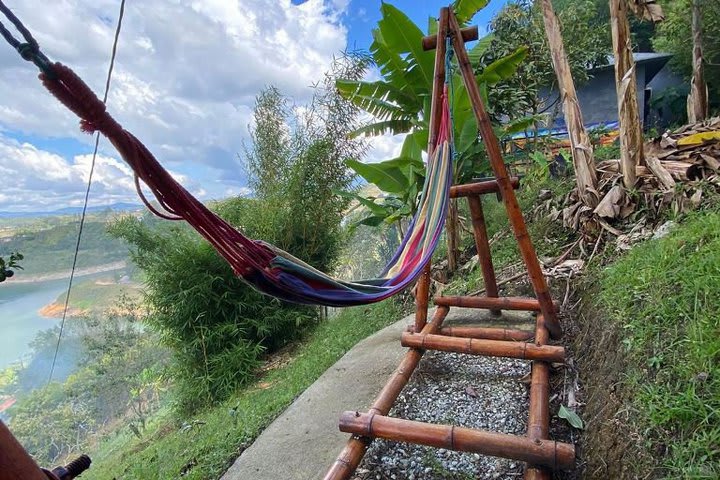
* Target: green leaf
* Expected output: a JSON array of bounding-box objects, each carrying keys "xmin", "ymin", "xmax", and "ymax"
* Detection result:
[
  {"xmin": 350, "ymin": 119, "xmax": 415, "ymax": 138},
  {"xmin": 378, "ymin": 3, "xmax": 435, "ymax": 88},
  {"xmin": 356, "ymin": 215, "xmax": 387, "ymax": 227},
  {"xmin": 333, "ymin": 189, "xmax": 387, "ymax": 217},
  {"xmin": 558, "ymin": 405, "xmax": 584, "ymax": 429},
  {"xmin": 457, "ymin": 117, "xmax": 479, "ymax": 154},
  {"xmin": 345, "ymin": 158, "xmax": 409, "ymax": 194},
  {"xmin": 476, "ymin": 46, "xmax": 528, "ymax": 85},
  {"xmin": 503, "ymin": 116, "xmax": 537, "ymax": 136},
  {"xmin": 452, "ymin": 0, "xmax": 490, "ymax": 24},
  {"xmin": 401, "ymin": 131, "xmax": 424, "ymax": 160},
  {"xmin": 467, "ymin": 33, "xmax": 494, "ymax": 66},
  {"xmin": 336, "ymin": 80, "xmax": 414, "ymax": 120}
]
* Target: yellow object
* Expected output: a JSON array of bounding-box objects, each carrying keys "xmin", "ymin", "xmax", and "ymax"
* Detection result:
[{"xmin": 677, "ymin": 130, "xmax": 720, "ymax": 146}]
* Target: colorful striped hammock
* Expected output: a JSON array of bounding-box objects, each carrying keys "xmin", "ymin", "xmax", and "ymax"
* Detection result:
[{"xmin": 38, "ymin": 63, "xmax": 453, "ymax": 307}]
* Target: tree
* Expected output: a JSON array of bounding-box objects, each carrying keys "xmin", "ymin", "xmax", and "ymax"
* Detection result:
[
  {"xmin": 653, "ymin": 0, "xmax": 720, "ymax": 107},
  {"xmin": 687, "ymin": 0, "xmax": 709, "ymax": 122},
  {"xmin": 0, "ymin": 252, "xmax": 22, "ymax": 282},
  {"xmin": 485, "ymin": 0, "xmax": 610, "ymax": 123},
  {"xmin": 539, "ymin": 0, "xmax": 599, "ymax": 208},
  {"xmin": 609, "ymin": 0, "xmax": 664, "ymax": 189}
]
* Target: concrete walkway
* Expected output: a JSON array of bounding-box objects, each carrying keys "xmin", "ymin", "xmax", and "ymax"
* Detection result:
[{"xmin": 221, "ymin": 308, "xmax": 533, "ymax": 480}]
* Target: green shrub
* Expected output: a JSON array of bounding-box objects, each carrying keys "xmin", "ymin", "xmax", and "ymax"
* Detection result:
[{"xmin": 109, "ymin": 203, "xmax": 318, "ymax": 414}]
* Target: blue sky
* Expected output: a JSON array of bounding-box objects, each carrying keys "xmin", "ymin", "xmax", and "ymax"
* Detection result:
[{"xmin": 0, "ymin": 0, "xmax": 507, "ymax": 212}]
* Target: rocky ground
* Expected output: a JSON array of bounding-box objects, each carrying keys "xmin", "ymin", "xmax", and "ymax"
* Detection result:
[{"xmin": 353, "ymin": 350, "xmax": 533, "ymax": 480}]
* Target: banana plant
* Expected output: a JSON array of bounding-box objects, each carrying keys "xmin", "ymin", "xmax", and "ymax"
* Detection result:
[{"xmin": 336, "ymin": 1, "xmax": 528, "ymax": 217}]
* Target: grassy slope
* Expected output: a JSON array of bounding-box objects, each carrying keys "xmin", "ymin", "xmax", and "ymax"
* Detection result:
[
  {"xmin": 597, "ymin": 209, "xmax": 720, "ymax": 478},
  {"xmin": 84, "ymin": 300, "xmax": 409, "ymax": 480}
]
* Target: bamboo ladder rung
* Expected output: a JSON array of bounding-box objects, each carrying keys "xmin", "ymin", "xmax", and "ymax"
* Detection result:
[
  {"xmin": 401, "ymin": 332, "xmax": 565, "ymax": 362},
  {"xmin": 405, "ymin": 325, "xmax": 535, "ymax": 341},
  {"xmin": 449, "ymin": 177, "xmax": 520, "ymax": 198},
  {"xmin": 338, "ymin": 412, "xmax": 575, "ymax": 470},
  {"xmin": 434, "ymin": 295, "xmax": 560, "ymax": 312}
]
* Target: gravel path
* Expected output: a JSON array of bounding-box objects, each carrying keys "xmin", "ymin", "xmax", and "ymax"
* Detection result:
[{"xmin": 353, "ymin": 350, "xmax": 532, "ymax": 480}]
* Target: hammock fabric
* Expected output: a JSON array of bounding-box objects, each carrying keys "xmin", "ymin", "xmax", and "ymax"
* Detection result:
[{"xmin": 38, "ymin": 63, "xmax": 453, "ymax": 307}]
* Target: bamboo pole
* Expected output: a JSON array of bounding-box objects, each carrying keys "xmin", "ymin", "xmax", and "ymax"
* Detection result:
[
  {"xmin": 467, "ymin": 195, "xmax": 500, "ymax": 315},
  {"xmin": 687, "ymin": 0, "xmax": 708, "ymax": 123},
  {"xmin": 447, "ymin": 9, "xmax": 562, "ymax": 340},
  {"xmin": 434, "ymin": 295, "xmax": 559, "ymax": 313},
  {"xmin": 539, "ymin": 0, "xmax": 598, "ymax": 208},
  {"xmin": 323, "ymin": 307, "xmax": 450, "ymax": 480},
  {"xmin": 406, "ymin": 325, "xmax": 534, "ymax": 342},
  {"xmin": 449, "ymin": 177, "xmax": 520, "ymax": 198},
  {"xmin": 609, "ymin": 0, "xmax": 643, "ymax": 188},
  {"xmin": 0, "ymin": 420, "xmax": 48, "ymax": 480},
  {"xmin": 338, "ymin": 412, "xmax": 575, "ymax": 470},
  {"xmin": 422, "ymin": 25, "xmax": 478, "ymax": 50},
  {"xmin": 414, "ymin": 264, "xmax": 431, "ymax": 332},
  {"xmin": 525, "ymin": 313, "xmax": 552, "ymax": 479},
  {"xmin": 400, "ymin": 332, "xmax": 565, "ymax": 362}
]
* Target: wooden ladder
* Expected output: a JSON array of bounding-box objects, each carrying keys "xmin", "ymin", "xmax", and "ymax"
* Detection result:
[{"xmin": 324, "ymin": 7, "xmax": 574, "ymax": 480}]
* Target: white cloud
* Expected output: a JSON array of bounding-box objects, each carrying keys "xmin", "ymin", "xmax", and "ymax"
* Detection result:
[
  {"xmin": 0, "ymin": 0, "xmax": 350, "ymax": 211},
  {"xmin": 366, "ymin": 133, "xmax": 407, "ymax": 163}
]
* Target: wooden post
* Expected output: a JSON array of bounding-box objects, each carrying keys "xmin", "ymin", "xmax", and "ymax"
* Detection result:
[
  {"xmin": 0, "ymin": 420, "xmax": 49, "ymax": 480},
  {"xmin": 447, "ymin": 9, "xmax": 562, "ymax": 340},
  {"xmin": 609, "ymin": 0, "xmax": 643, "ymax": 188},
  {"xmin": 449, "ymin": 177, "xmax": 520, "ymax": 198},
  {"xmin": 414, "ymin": 264, "xmax": 431, "ymax": 332},
  {"xmin": 406, "ymin": 324, "xmax": 534, "ymax": 341},
  {"xmin": 434, "ymin": 294, "xmax": 559, "ymax": 313},
  {"xmin": 525, "ymin": 315, "xmax": 551, "ymax": 479},
  {"xmin": 401, "ymin": 332, "xmax": 565, "ymax": 362},
  {"xmin": 338, "ymin": 412, "xmax": 575, "ymax": 470},
  {"xmin": 687, "ymin": 0, "xmax": 708, "ymax": 123},
  {"xmin": 467, "ymin": 195, "xmax": 500, "ymax": 314},
  {"xmin": 539, "ymin": 0, "xmax": 598, "ymax": 208}
]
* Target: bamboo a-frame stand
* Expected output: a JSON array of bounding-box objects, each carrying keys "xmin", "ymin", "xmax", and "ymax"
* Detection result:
[{"xmin": 324, "ymin": 8, "xmax": 574, "ymax": 480}]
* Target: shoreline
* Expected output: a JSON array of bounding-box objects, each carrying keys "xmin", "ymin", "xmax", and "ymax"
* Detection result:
[{"xmin": 7, "ymin": 261, "xmax": 127, "ymax": 284}]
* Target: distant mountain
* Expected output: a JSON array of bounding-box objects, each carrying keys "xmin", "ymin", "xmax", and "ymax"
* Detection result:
[{"xmin": 0, "ymin": 202, "xmax": 142, "ymax": 218}]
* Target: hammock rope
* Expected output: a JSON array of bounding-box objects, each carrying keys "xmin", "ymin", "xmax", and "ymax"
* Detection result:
[{"xmin": 0, "ymin": 5, "xmax": 455, "ymax": 307}]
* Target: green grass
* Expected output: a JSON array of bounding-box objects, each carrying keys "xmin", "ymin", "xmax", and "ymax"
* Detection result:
[
  {"xmin": 84, "ymin": 299, "xmax": 410, "ymax": 480},
  {"xmin": 598, "ymin": 209, "xmax": 720, "ymax": 479}
]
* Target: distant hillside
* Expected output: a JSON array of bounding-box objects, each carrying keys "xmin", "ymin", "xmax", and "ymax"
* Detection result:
[
  {"xmin": 0, "ymin": 211, "xmax": 134, "ymax": 277},
  {"xmin": 0, "ymin": 202, "xmax": 141, "ymax": 219}
]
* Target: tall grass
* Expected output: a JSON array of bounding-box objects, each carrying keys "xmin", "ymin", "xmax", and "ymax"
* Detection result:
[{"xmin": 599, "ymin": 209, "xmax": 720, "ymax": 478}]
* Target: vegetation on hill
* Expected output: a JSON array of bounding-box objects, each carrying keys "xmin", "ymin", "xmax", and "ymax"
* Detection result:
[{"xmin": 0, "ymin": 212, "xmax": 131, "ymax": 276}]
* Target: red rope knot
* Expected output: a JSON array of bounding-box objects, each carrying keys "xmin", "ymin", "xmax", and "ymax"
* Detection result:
[{"xmin": 42, "ymin": 63, "xmax": 123, "ymax": 136}]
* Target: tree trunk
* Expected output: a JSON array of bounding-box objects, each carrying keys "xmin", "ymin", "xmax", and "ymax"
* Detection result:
[
  {"xmin": 609, "ymin": 0, "xmax": 645, "ymax": 189},
  {"xmin": 539, "ymin": 0, "xmax": 598, "ymax": 208},
  {"xmin": 687, "ymin": 0, "xmax": 708, "ymax": 123}
]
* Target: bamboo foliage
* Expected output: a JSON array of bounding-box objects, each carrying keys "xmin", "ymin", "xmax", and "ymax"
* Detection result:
[
  {"xmin": 687, "ymin": 0, "xmax": 708, "ymax": 123},
  {"xmin": 539, "ymin": 0, "xmax": 598, "ymax": 208}
]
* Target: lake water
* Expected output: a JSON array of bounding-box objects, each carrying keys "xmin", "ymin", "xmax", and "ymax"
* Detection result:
[{"xmin": 0, "ymin": 279, "xmax": 66, "ymax": 369}]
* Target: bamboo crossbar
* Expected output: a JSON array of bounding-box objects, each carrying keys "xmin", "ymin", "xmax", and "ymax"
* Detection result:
[
  {"xmin": 448, "ymin": 177, "xmax": 520, "ymax": 198},
  {"xmin": 422, "ymin": 25, "xmax": 478, "ymax": 50},
  {"xmin": 400, "ymin": 333, "xmax": 565, "ymax": 362},
  {"xmin": 323, "ymin": 306, "xmax": 450, "ymax": 480},
  {"xmin": 406, "ymin": 325, "xmax": 535, "ymax": 341},
  {"xmin": 338, "ymin": 412, "xmax": 575, "ymax": 470},
  {"xmin": 434, "ymin": 295, "xmax": 560, "ymax": 313}
]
